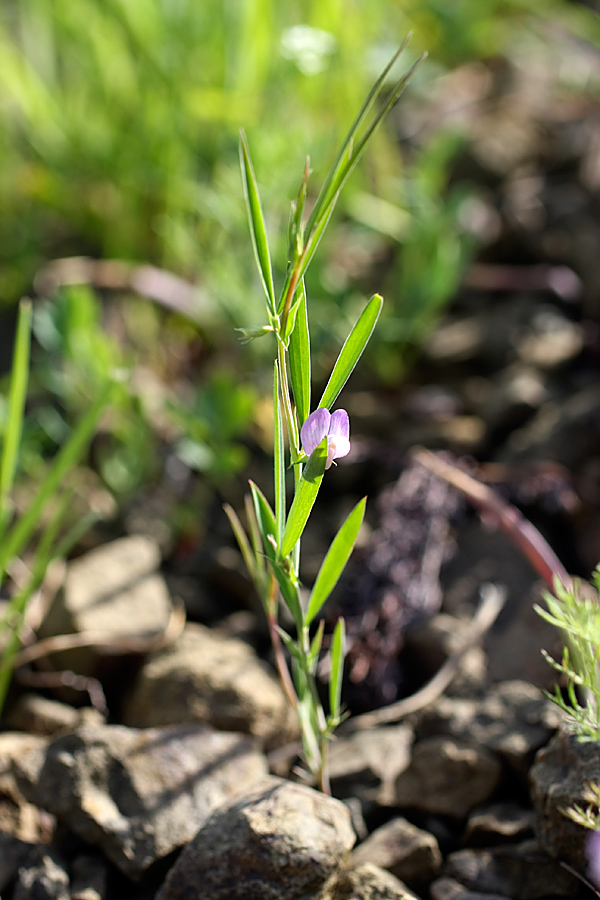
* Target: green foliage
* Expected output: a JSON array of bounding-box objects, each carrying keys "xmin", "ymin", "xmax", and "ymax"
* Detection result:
[
  {"xmin": 0, "ymin": 300, "xmax": 111, "ymax": 715},
  {"xmin": 536, "ymin": 570, "xmax": 600, "ymax": 742}
]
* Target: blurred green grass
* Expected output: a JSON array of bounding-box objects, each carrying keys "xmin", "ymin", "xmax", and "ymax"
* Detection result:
[{"xmin": 0, "ymin": 0, "xmax": 598, "ymax": 511}]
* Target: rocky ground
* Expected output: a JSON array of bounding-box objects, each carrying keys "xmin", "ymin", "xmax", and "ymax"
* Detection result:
[{"xmin": 2, "ymin": 31, "xmax": 600, "ymax": 900}]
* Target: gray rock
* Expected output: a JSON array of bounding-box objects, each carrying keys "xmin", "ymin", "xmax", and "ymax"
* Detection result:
[
  {"xmin": 529, "ymin": 728, "xmax": 600, "ymax": 869},
  {"xmin": 12, "ymin": 847, "xmax": 70, "ymax": 900},
  {"xmin": 413, "ymin": 680, "xmax": 560, "ymax": 774},
  {"xmin": 37, "ymin": 535, "xmax": 172, "ymax": 674},
  {"xmin": 351, "ymin": 817, "xmax": 441, "ymax": 885},
  {"xmin": 430, "ymin": 879, "xmax": 512, "ymax": 900},
  {"xmin": 328, "ymin": 724, "xmax": 413, "ymax": 808},
  {"xmin": 6, "ymin": 694, "xmax": 87, "ymax": 736},
  {"xmin": 333, "ymin": 863, "xmax": 423, "ymax": 899},
  {"xmin": 156, "ymin": 776, "xmax": 355, "ymax": 900},
  {"xmin": 122, "ymin": 622, "xmax": 297, "ymax": 749},
  {"xmin": 394, "ymin": 736, "xmax": 501, "ymax": 818},
  {"xmin": 0, "ymin": 732, "xmax": 55, "ymax": 843},
  {"xmin": 444, "ymin": 840, "xmax": 580, "ymax": 899},
  {"xmin": 13, "ymin": 722, "xmax": 267, "ymax": 880},
  {"xmin": 464, "ymin": 803, "xmax": 535, "ymax": 846}
]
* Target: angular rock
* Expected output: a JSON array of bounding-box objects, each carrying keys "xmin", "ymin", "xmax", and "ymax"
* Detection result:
[
  {"xmin": 0, "ymin": 732, "xmax": 55, "ymax": 843},
  {"xmin": 529, "ymin": 728, "xmax": 600, "ymax": 870},
  {"xmin": 430, "ymin": 878, "xmax": 512, "ymax": 900},
  {"xmin": 122, "ymin": 622, "xmax": 297, "ymax": 749},
  {"xmin": 38, "ymin": 535, "xmax": 172, "ymax": 674},
  {"xmin": 413, "ymin": 680, "xmax": 560, "ymax": 774},
  {"xmin": 464, "ymin": 803, "xmax": 535, "ymax": 846},
  {"xmin": 333, "ymin": 863, "xmax": 423, "ymax": 900},
  {"xmin": 156, "ymin": 776, "xmax": 355, "ymax": 900},
  {"xmin": 444, "ymin": 840, "xmax": 580, "ymax": 899},
  {"xmin": 13, "ymin": 722, "xmax": 267, "ymax": 880},
  {"xmin": 70, "ymin": 853, "xmax": 109, "ymax": 900},
  {"xmin": 394, "ymin": 736, "xmax": 501, "ymax": 818},
  {"xmin": 12, "ymin": 846, "xmax": 70, "ymax": 900},
  {"xmin": 351, "ymin": 817, "xmax": 442, "ymax": 886},
  {"xmin": 5, "ymin": 694, "xmax": 81, "ymax": 736},
  {"xmin": 328, "ymin": 724, "xmax": 413, "ymax": 808}
]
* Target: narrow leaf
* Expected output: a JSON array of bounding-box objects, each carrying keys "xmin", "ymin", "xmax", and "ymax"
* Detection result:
[
  {"xmin": 319, "ymin": 294, "xmax": 383, "ymax": 411},
  {"xmin": 288, "ymin": 279, "xmax": 311, "ymax": 428},
  {"xmin": 239, "ymin": 130, "xmax": 276, "ymax": 315},
  {"xmin": 249, "ymin": 480, "xmax": 277, "ymax": 560},
  {"xmin": 306, "ymin": 497, "xmax": 366, "ymax": 626},
  {"xmin": 271, "ymin": 562, "xmax": 303, "ymax": 630},
  {"xmin": 279, "ymin": 438, "xmax": 327, "ymax": 559},
  {"xmin": 329, "ymin": 617, "xmax": 346, "ymax": 722},
  {"xmin": 0, "ymin": 383, "xmax": 112, "ymax": 583},
  {"xmin": 307, "ymin": 620, "xmax": 325, "ymax": 674},
  {"xmin": 224, "ymin": 503, "xmax": 256, "ymax": 582},
  {"xmin": 273, "ymin": 360, "xmax": 286, "ymax": 545},
  {"xmin": 0, "ymin": 299, "xmax": 32, "ymax": 541}
]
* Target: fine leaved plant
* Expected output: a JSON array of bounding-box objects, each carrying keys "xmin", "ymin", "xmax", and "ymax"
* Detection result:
[
  {"xmin": 0, "ymin": 299, "xmax": 112, "ymax": 716},
  {"xmin": 225, "ymin": 41, "xmax": 424, "ymax": 793}
]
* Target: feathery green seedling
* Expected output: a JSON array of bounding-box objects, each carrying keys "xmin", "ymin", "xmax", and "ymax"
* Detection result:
[{"xmin": 225, "ymin": 43, "xmax": 424, "ymax": 792}]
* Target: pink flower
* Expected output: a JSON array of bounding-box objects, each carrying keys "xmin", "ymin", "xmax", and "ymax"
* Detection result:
[
  {"xmin": 587, "ymin": 830, "xmax": 600, "ymax": 887},
  {"xmin": 301, "ymin": 408, "xmax": 350, "ymax": 470}
]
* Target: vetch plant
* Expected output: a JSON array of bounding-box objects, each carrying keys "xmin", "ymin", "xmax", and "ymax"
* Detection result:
[{"xmin": 225, "ymin": 42, "xmax": 424, "ymax": 792}]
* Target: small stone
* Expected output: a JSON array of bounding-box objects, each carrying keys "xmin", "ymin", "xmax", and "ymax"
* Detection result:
[
  {"xmin": 333, "ymin": 863, "xmax": 423, "ymax": 899},
  {"xmin": 328, "ymin": 724, "xmax": 413, "ymax": 808},
  {"xmin": 413, "ymin": 680, "xmax": 560, "ymax": 775},
  {"xmin": 12, "ymin": 847, "xmax": 70, "ymax": 900},
  {"xmin": 351, "ymin": 817, "xmax": 442, "ymax": 885},
  {"xmin": 529, "ymin": 729, "xmax": 600, "ymax": 870},
  {"xmin": 6, "ymin": 694, "xmax": 80, "ymax": 736},
  {"xmin": 0, "ymin": 732, "xmax": 55, "ymax": 843},
  {"xmin": 394, "ymin": 737, "xmax": 501, "ymax": 818},
  {"xmin": 430, "ymin": 879, "xmax": 512, "ymax": 900},
  {"xmin": 37, "ymin": 535, "xmax": 172, "ymax": 674},
  {"xmin": 156, "ymin": 776, "xmax": 356, "ymax": 900},
  {"xmin": 464, "ymin": 803, "xmax": 535, "ymax": 846},
  {"xmin": 444, "ymin": 840, "xmax": 580, "ymax": 899},
  {"xmin": 13, "ymin": 722, "xmax": 267, "ymax": 880},
  {"xmin": 122, "ymin": 622, "xmax": 297, "ymax": 749}
]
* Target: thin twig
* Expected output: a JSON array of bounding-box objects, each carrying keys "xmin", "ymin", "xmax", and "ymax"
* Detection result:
[
  {"xmin": 341, "ymin": 581, "xmax": 506, "ymax": 731},
  {"xmin": 413, "ymin": 448, "xmax": 571, "ymax": 592}
]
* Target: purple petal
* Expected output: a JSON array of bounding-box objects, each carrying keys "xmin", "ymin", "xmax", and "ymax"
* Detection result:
[
  {"xmin": 301, "ymin": 408, "xmax": 330, "ymax": 456},
  {"xmin": 587, "ymin": 830, "xmax": 600, "ymax": 887},
  {"xmin": 329, "ymin": 409, "xmax": 349, "ymax": 440}
]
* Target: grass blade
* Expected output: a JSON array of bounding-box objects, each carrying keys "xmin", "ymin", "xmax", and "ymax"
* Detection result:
[
  {"xmin": 249, "ymin": 480, "xmax": 277, "ymax": 560},
  {"xmin": 0, "ymin": 383, "xmax": 112, "ymax": 583},
  {"xmin": 0, "ymin": 300, "xmax": 32, "ymax": 542},
  {"xmin": 273, "ymin": 360, "xmax": 286, "ymax": 546},
  {"xmin": 288, "ymin": 279, "xmax": 310, "ymax": 428},
  {"xmin": 279, "ymin": 438, "xmax": 327, "ymax": 559},
  {"xmin": 306, "ymin": 497, "xmax": 366, "ymax": 626},
  {"xmin": 329, "ymin": 617, "xmax": 346, "ymax": 723},
  {"xmin": 239, "ymin": 130, "xmax": 276, "ymax": 316},
  {"xmin": 319, "ymin": 294, "xmax": 383, "ymax": 411}
]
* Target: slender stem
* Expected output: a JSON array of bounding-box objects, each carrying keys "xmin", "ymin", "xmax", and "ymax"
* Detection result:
[{"xmin": 266, "ymin": 572, "xmax": 297, "ymax": 710}]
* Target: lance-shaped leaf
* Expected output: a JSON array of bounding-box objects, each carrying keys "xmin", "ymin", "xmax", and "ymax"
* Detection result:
[
  {"xmin": 329, "ymin": 617, "xmax": 346, "ymax": 724},
  {"xmin": 273, "ymin": 360, "xmax": 286, "ymax": 545},
  {"xmin": 271, "ymin": 562, "xmax": 303, "ymax": 631},
  {"xmin": 305, "ymin": 497, "xmax": 366, "ymax": 626},
  {"xmin": 249, "ymin": 480, "xmax": 277, "ymax": 559},
  {"xmin": 0, "ymin": 299, "xmax": 31, "ymax": 543},
  {"xmin": 319, "ymin": 294, "xmax": 383, "ymax": 411},
  {"xmin": 300, "ymin": 40, "xmax": 425, "ymax": 279},
  {"xmin": 288, "ymin": 279, "xmax": 310, "ymax": 428},
  {"xmin": 279, "ymin": 438, "xmax": 327, "ymax": 559},
  {"xmin": 239, "ymin": 130, "xmax": 276, "ymax": 316}
]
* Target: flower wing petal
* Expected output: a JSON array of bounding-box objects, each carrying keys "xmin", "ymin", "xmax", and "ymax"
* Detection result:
[
  {"xmin": 301, "ymin": 408, "xmax": 330, "ymax": 456},
  {"xmin": 329, "ymin": 409, "xmax": 349, "ymax": 440}
]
